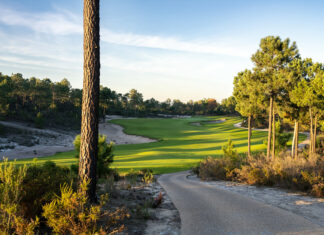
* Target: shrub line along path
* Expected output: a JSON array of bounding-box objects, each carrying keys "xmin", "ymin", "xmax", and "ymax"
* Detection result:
[{"xmin": 158, "ymin": 171, "xmax": 324, "ymax": 235}]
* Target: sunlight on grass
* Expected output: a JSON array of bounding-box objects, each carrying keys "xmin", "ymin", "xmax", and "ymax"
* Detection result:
[{"xmin": 0, "ymin": 116, "xmax": 278, "ymax": 173}]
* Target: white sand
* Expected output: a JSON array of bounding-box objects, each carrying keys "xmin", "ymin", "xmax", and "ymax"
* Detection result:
[
  {"xmin": 0, "ymin": 117, "xmax": 155, "ymax": 160},
  {"xmin": 190, "ymin": 118, "xmax": 226, "ymax": 126}
]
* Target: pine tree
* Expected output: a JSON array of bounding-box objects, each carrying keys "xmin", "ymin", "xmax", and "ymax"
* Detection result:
[
  {"xmin": 251, "ymin": 36, "xmax": 299, "ymax": 159},
  {"xmin": 233, "ymin": 70, "xmax": 264, "ymax": 157},
  {"xmin": 79, "ymin": 0, "xmax": 100, "ymax": 202}
]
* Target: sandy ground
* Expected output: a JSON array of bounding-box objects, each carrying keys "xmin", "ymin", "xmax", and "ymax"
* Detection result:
[
  {"xmin": 0, "ymin": 121, "xmax": 76, "ymax": 160},
  {"xmin": 190, "ymin": 122, "xmax": 201, "ymax": 126},
  {"xmin": 190, "ymin": 118, "xmax": 226, "ymax": 126},
  {"xmin": 193, "ymin": 176, "xmax": 324, "ymax": 227},
  {"xmin": 234, "ymin": 122, "xmax": 310, "ymax": 148},
  {"xmin": 99, "ymin": 122, "xmax": 156, "ymax": 145},
  {"xmin": 205, "ymin": 118, "xmax": 226, "ymax": 124},
  {"xmin": 0, "ymin": 116, "xmax": 156, "ymax": 160},
  {"xmin": 144, "ymin": 177, "xmax": 181, "ymax": 235}
]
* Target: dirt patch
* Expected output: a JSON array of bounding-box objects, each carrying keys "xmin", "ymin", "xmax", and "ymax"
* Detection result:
[
  {"xmin": 105, "ymin": 176, "xmax": 180, "ymax": 235},
  {"xmin": 190, "ymin": 175, "xmax": 324, "ymax": 227}
]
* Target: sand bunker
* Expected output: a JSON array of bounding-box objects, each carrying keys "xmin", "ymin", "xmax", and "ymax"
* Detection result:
[
  {"xmin": 0, "ymin": 118, "xmax": 156, "ymax": 160},
  {"xmin": 190, "ymin": 119, "xmax": 226, "ymax": 126},
  {"xmin": 99, "ymin": 122, "xmax": 156, "ymax": 145},
  {"xmin": 205, "ymin": 118, "xmax": 226, "ymax": 124},
  {"xmin": 190, "ymin": 122, "xmax": 201, "ymax": 126}
]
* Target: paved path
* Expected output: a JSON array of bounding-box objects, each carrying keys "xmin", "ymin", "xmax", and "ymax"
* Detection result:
[{"xmin": 158, "ymin": 171, "xmax": 324, "ymax": 235}]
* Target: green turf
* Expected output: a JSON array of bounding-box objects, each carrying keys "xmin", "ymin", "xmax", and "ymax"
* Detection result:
[{"xmin": 2, "ymin": 116, "xmax": 306, "ymax": 174}]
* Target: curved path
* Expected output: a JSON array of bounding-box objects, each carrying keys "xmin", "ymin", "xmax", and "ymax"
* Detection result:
[{"xmin": 158, "ymin": 171, "xmax": 323, "ymax": 235}]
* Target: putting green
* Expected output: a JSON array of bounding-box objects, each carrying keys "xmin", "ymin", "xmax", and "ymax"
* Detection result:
[{"xmin": 3, "ymin": 116, "xmax": 306, "ymax": 174}]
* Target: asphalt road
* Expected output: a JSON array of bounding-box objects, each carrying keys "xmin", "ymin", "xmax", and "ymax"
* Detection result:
[{"xmin": 158, "ymin": 171, "xmax": 324, "ymax": 235}]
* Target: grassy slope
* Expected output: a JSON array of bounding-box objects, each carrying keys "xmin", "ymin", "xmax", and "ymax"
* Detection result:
[{"xmin": 4, "ymin": 116, "xmax": 306, "ymax": 174}]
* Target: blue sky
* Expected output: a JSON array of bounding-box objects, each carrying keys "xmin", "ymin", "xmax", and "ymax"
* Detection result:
[{"xmin": 0, "ymin": 0, "xmax": 323, "ymax": 102}]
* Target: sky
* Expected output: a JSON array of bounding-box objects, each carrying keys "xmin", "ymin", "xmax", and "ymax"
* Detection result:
[{"xmin": 0, "ymin": 0, "xmax": 324, "ymax": 102}]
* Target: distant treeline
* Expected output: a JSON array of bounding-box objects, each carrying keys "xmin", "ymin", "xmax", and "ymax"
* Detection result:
[{"xmin": 0, "ymin": 73, "xmax": 237, "ymax": 128}]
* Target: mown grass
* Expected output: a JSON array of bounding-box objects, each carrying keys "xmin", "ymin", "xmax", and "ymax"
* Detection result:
[{"xmin": 2, "ymin": 116, "xmax": 306, "ymax": 174}]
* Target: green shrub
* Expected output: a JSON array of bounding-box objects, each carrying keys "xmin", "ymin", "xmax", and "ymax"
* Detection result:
[
  {"xmin": 0, "ymin": 159, "xmax": 39, "ymax": 234},
  {"xmin": 197, "ymin": 139, "xmax": 244, "ymax": 180},
  {"xmin": 73, "ymin": 134, "xmax": 114, "ymax": 178},
  {"xmin": 21, "ymin": 161, "xmax": 76, "ymax": 219},
  {"xmin": 43, "ymin": 179, "xmax": 128, "ymax": 234},
  {"xmin": 141, "ymin": 169, "xmax": 154, "ymax": 184}
]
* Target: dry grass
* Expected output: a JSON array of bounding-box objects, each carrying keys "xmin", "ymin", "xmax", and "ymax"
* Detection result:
[{"xmin": 196, "ymin": 152, "xmax": 324, "ymax": 197}]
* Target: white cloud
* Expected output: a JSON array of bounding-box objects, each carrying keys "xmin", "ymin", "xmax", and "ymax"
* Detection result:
[
  {"xmin": 0, "ymin": 5, "xmax": 82, "ymax": 35},
  {"xmin": 0, "ymin": 4, "xmax": 251, "ymax": 57},
  {"xmin": 101, "ymin": 29, "xmax": 251, "ymax": 57},
  {"xmin": 0, "ymin": 4, "xmax": 252, "ymax": 100},
  {"xmin": 101, "ymin": 53, "xmax": 225, "ymax": 80}
]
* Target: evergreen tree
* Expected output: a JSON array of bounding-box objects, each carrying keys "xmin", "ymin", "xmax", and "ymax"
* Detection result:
[
  {"xmin": 79, "ymin": 0, "xmax": 100, "ymax": 203},
  {"xmin": 233, "ymin": 70, "xmax": 264, "ymax": 157},
  {"xmin": 251, "ymin": 36, "xmax": 299, "ymax": 159}
]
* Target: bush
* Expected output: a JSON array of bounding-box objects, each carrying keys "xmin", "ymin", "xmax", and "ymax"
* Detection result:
[
  {"xmin": 141, "ymin": 169, "xmax": 154, "ymax": 184},
  {"xmin": 0, "ymin": 159, "xmax": 39, "ymax": 234},
  {"xmin": 73, "ymin": 134, "xmax": 114, "ymax": 178},
  {"xmin": 198, "ymin": 140, "xmax": 244, "ymax": 181},
  {"xmin": 195, "ymin": 141, "xmax": 324, "ymax": 197},
  {"xmin": 34, "ymin": 112, "xmax": 44, "ymax": 129},
  {"xmin": 43, "ymin": 179, "xmax": 128, "ymax": 234},
  {"xmin": 21, "ymin": 160, "xmax": 76, "ymax": 219}
]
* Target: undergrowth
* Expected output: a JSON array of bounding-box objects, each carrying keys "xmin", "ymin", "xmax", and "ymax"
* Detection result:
[{"xmin": 195, "ymin": 140, "xmax": 324, "ymax": 197}]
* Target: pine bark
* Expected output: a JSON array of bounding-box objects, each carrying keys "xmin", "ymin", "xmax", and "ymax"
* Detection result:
[
  {"xmin": 292, "ymin": 120, "xmax": 297, "ymax": 157},
  {"xmin": 309, "ymin": 108, "xmax": 313, "ymax": 154},
  {"xmin": 248, "ymin": 115, "xmax": 251, "ymax": 157},
  {"xmin": 295, "ymin": 121, "xmax": 299, "ymax": 158},
  {"xmin": 313, "ymin": 114, "xmax": 317, "ymax": 153},
  {"xmin": 267, "ymin": 97, "xmax": 273, "ymax": 160},
  {"xmin": 272, "ymin": 108, "xmax": 276, "ymax": 158},
  {"xmin": 79, "ymin": 0, "xmax": 100, "ymax": 203}
]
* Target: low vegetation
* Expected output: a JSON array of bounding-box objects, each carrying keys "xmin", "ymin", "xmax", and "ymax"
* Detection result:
[
  {"xmin": 43, "ymin": 180, "xmax": 128, "ymax": 235},
  {"xmin": 0, "ymin": 160, "xmax": 128, "ymax": 234},
  {"xmin": 0, "ymin": 133, "xmax": 130, "ymax": 234},
  {"xmin": 194, "ymin": 140, "xmax": 324, "ymax": 197}
]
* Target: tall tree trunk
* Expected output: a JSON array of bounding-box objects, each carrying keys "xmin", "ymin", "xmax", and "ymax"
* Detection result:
[
  {"xmin": 291, "ymin": 120, "xmax": 297, "ymax": 157},
  {"xmin": 267, "ymin": 97, "xmax": 273, "ymax": 160},
  {"xmin": 295, "ymin": 121, "xmax": 299, "ymax": 158},
  {"xmin": 313, "ymin": 114, "xmax": 317, "ymax": 153},
  {"xmin": 248, "ymin": 115, "xmax": 251, "ymax": 157},
  {"xmin": 79, "ymin": 0, "xmax": 100, "ymax": 203},
  {"xmin": 272, "ymin": 108, "xmax": 276, "ymax": 158},
  {"xmin": 309, "ymin": 107, "xmax": 313, "ymax": 154}
]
